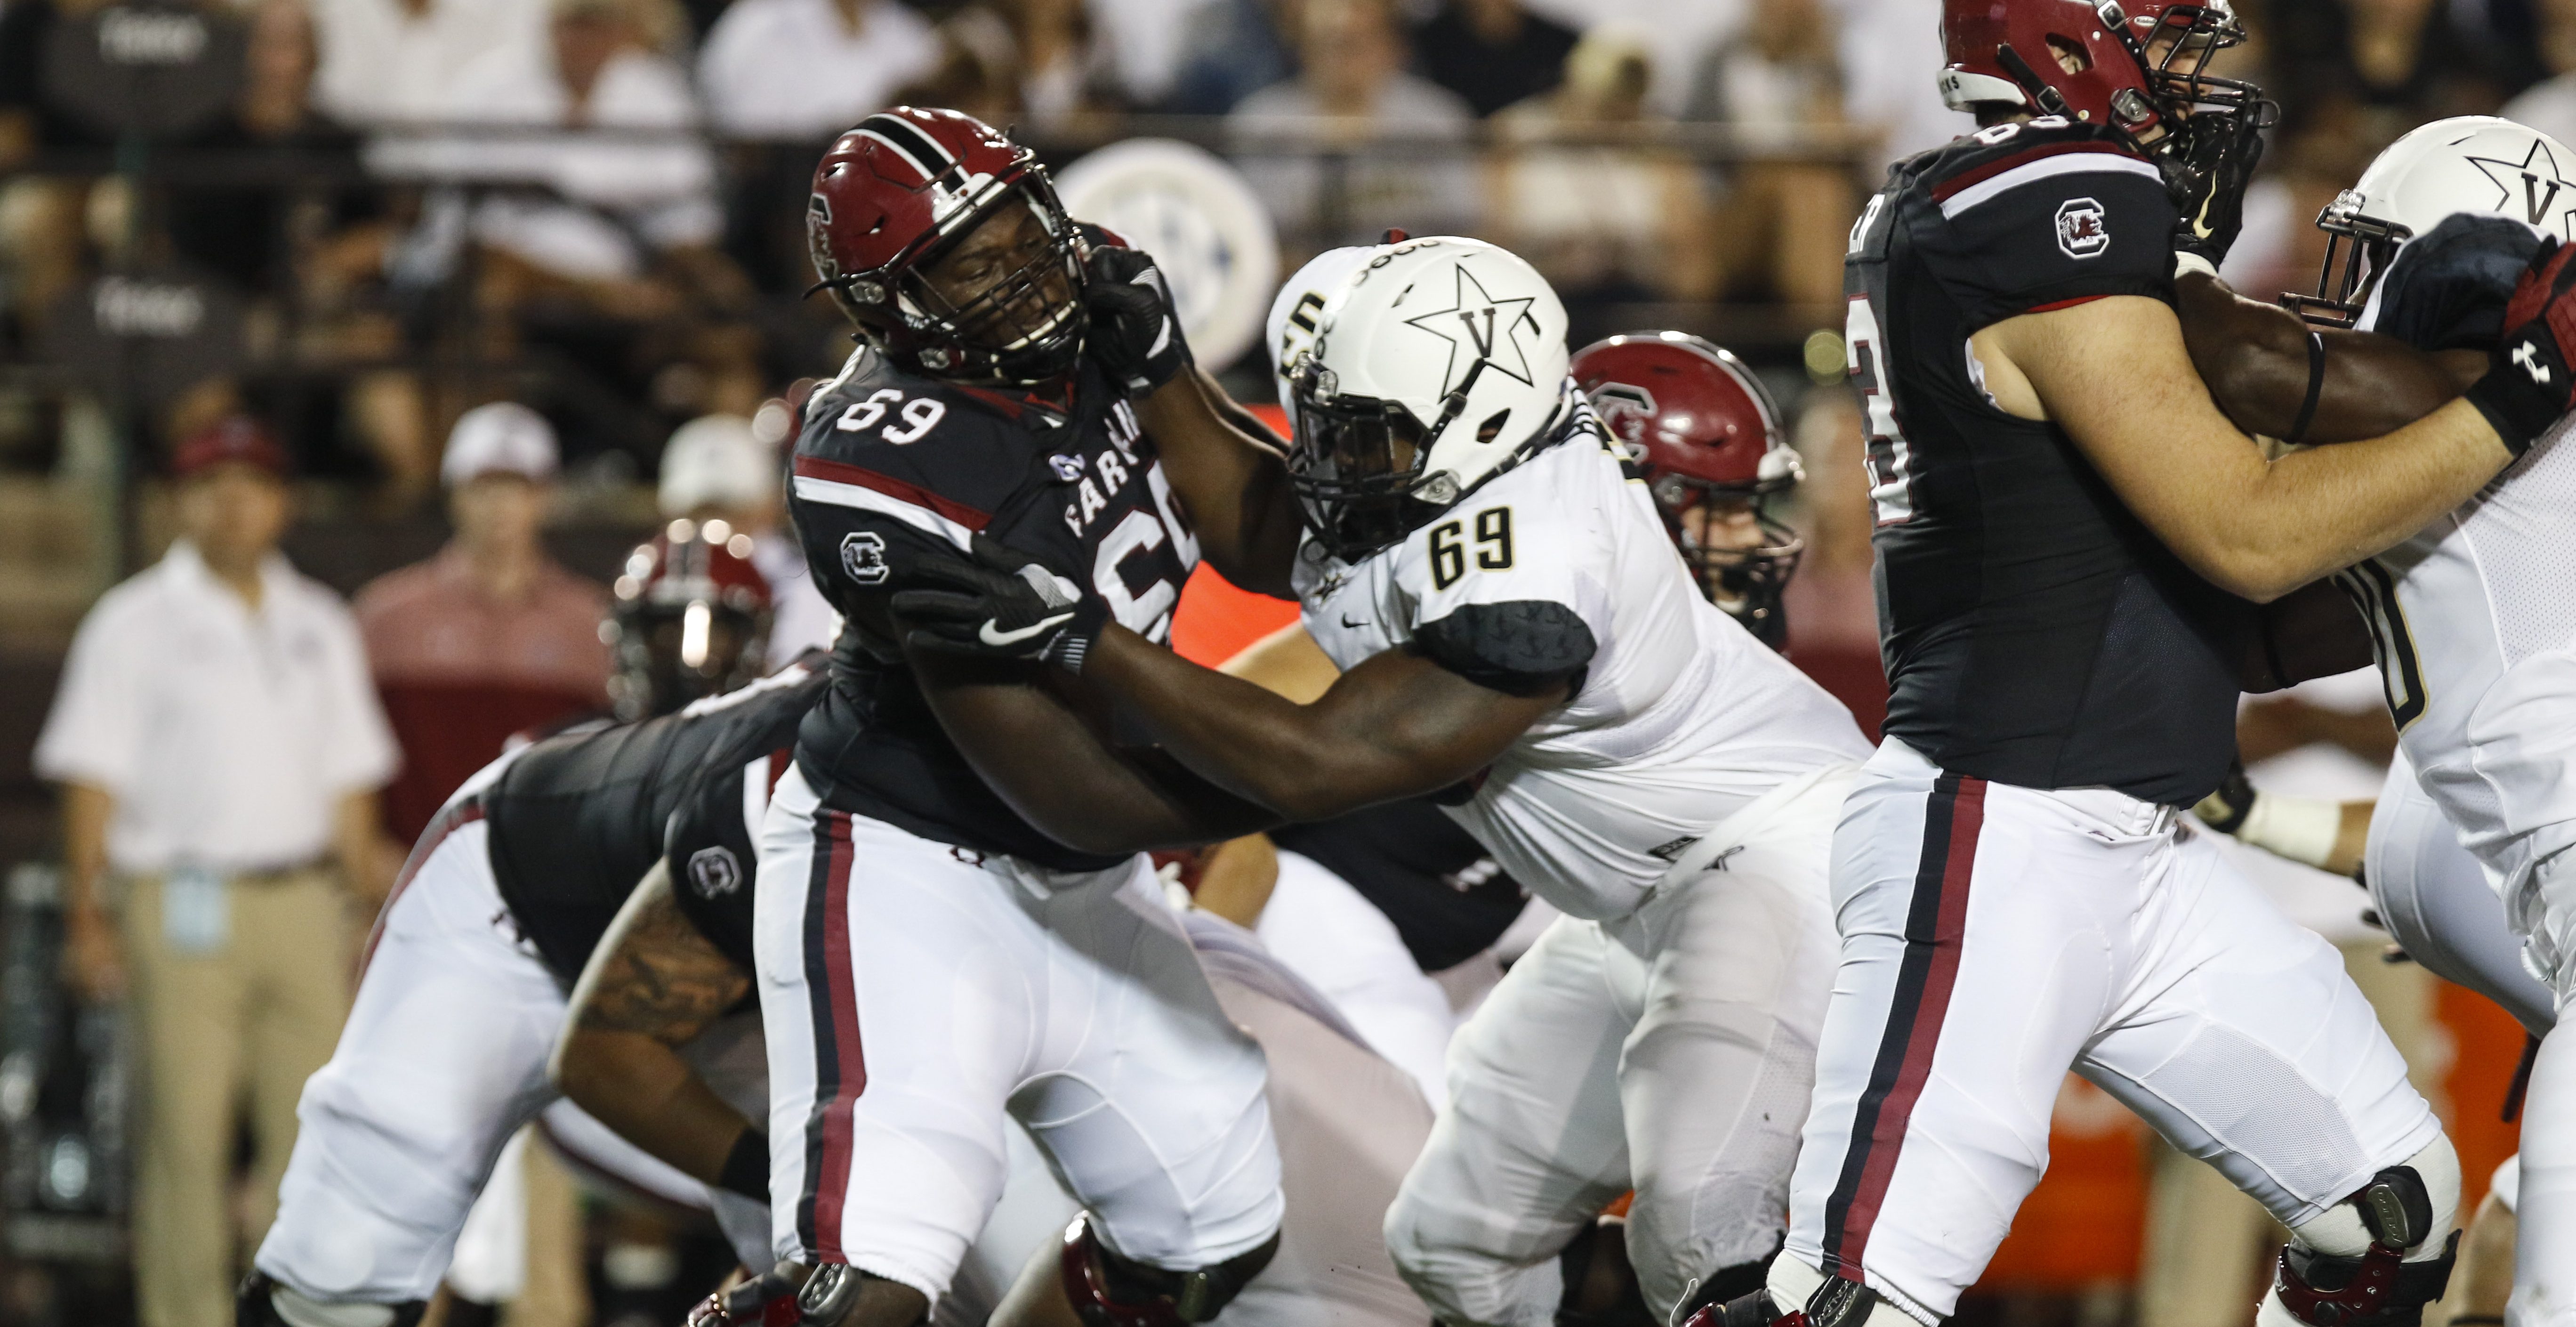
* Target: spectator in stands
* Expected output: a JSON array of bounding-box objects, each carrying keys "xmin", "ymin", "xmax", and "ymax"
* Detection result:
[
  {"xmin": 1414, "ymin": 0, "xmax": 1579, "ymax": 118},
  {"xmin": 1486, "ymin": 29, "xmax": 1710, "ymax": 301},
  {"xmin": 2264, "ymin": 0, "xmax": 2536, "ymax": 164},
  {"xmin": 1682, "ymin": 0, "xmax": 1855, "ymax": 306},
  {"xmin": 657, "ymin": 409, "xmax": 838, "ymax": 656},
  {"xmin": 35, "ymin": 417, "xmax": 398, "ymax": 1327},
  {"xmin": 1012, "ymin": 0, "xmax": 1128, "ymax": 127},
  {"xmin": 2504, "ymin": 0, "xmax": 2576, "ymax": 146},
  {"xmin": 1230, "ymin": 0, "xmax": 1477, "ymax": 247},
  {"xmin": 308, "ymin": 0, "xmax": 550, "ymax": 129},
  {"xmin": 697, "ymin": 0, "xmax": 941, "ymax": 142},
  {"xmin": 1166, "ymin": 0, "xmax": 1298, "ymax": 114},
  {"xmin": 354, "ymin": 402, "xmax": 610, "ymax": 843},
  {"xmin": 433, "ymin": 0, "xmax": 738, "ymax": 313}
]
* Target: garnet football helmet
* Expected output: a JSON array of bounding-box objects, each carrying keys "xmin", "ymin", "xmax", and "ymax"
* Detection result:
[
  {"xmin": 2287, "ymin": 115, "xmax": 2576, "ymax": 327},
  {"xmin": 1572, "ymin": 332, "xmax": 1803, "ymax": 649},
  {"xmin": 806, "ymin": 107, "xmax": 1089, "ymax": 384},
  {"xmin": 1938, "ymin": 0, "xmax": 2259, "ymax": 151},
  {"xmin": 607, "ymin": 520, "xmax": 773, "ymax": 720}
]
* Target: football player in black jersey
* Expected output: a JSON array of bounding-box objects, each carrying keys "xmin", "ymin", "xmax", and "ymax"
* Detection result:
[
  {"xmin": 1705, "ymin": 1, "xmax": 2576, "ymax": 1324},
  {"xmin": 749, "ymin": 106, "xmax": 1318, "ymax": 1327},
  {"xmin": 242, "ymin": 533, "xmax": 808, "ymax": 1327}
]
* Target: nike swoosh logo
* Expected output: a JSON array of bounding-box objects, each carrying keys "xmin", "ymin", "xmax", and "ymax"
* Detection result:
[
  {"xmin": 1341, "ymin": 614, "xmax": 1367, "ymax": 629},
  {"xmin": 981, "ymin": 612, "xmax": 1072, "ymax": 647}
]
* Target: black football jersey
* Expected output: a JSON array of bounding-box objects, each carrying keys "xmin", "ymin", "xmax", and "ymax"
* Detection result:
[
  {"xmin": 786, "ymin": 345, "xmax": 1199, "ymax": 870},
  {"xmin": 481, "ymin": 655, "xmax": 828, "ymax": 986},
  {"xmin": 1846, "ymin": 116, "xmax": 2251, "ymax": 805},
  {"xmin": 1270, "ymin": 799, "xmax": 1530, "ymax": 972}
]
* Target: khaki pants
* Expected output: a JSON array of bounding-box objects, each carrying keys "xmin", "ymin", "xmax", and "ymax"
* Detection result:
[{"xmin": 121, "ymin": 868, "xmax": 354, "ymax": 1327}]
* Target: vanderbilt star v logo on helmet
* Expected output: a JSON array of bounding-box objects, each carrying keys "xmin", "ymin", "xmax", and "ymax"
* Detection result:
[
  {"xmin": 2462, "ymin": 138, "xmax": 2576, "ymax": 232},
  {"xmin": 1402, "ymin": 266, "xmax": 1543, "ymax": 396}
]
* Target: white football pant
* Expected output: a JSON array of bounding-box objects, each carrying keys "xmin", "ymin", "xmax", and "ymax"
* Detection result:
[
  {"xmin": 1780, "ymin": 739, "xmax": 2447, "ymax": 1323},
  {"xmin": 256, "ymin": 806, "xmax": 743, "ymax": 1303},
  {"xmin": 752, "ymin": 766, "xmax": 1283, "ymax": 1302},
  {"xmin": 1385, "ymin": 765, "xmax": 1853, "ymax": 1325}
]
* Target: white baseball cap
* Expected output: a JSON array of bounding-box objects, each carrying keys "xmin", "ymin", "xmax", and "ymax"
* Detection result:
[
  {"xmin": 443, "ymin": 402, "xmax": 559, "ymax": 486},
  {"xmin": 658, "ymin": 413, "xmax": 777, "ymax": 517}
]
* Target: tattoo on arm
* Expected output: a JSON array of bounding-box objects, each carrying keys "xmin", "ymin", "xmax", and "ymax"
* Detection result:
[{"xmin": 575, "ymin": 881, "xmax": 749, "ymax": 1045}]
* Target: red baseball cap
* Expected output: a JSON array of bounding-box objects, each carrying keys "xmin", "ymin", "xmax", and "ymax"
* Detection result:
[{"xmin": 172, "ymin": 416, "xmax": 289, "ymax": 479}]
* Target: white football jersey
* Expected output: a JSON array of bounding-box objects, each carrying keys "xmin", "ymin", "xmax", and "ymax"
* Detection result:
[
  {"xmin": 2354, "ymin": 265, "xmax": 2576, "ymax": 930},
  {"xmin": 1292, "ymin": 414, "xmax": 1870, "ymax": 921}
]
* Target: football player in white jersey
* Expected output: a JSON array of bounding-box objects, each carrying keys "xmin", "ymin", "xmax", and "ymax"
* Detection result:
[
  {"xmin": 2174, "ymin": 114, "xmax": 2576, "ymax": 1327},
  {"xmin": 881, "ymin": 236, "xmax": 1874, "ymax": 1326}
]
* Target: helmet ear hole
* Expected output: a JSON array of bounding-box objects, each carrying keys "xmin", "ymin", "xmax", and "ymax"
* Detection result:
[
  {"xmin": 2047, "ymin": 35, "xmax": 2091, "ymax": 74},
  {"xmin": 1476, "ymin": 409, "xmax": 1511, "ymax": 445}
]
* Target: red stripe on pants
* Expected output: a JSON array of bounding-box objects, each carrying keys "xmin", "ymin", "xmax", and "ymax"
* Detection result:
[
  {"xmin": 1837, "ymin": 777, "xmax": 1986, "ymax": 1272},
  {"xmin": 811, "ymin": 812, "xmax": 868, "ymax": 1256}
]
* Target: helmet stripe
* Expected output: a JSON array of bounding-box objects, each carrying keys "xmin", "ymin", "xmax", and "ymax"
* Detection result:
[{"xmin": 855, "ymin": 113, "xmax": 957, "ymax": 186}]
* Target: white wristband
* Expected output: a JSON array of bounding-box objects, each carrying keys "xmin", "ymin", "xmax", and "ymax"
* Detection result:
[
  {"xmin": 2238, "ymin": 793, "xmax": 2343, "ymax": 870},
  {"xmin": 2174, "ymin": 251, "xmax": 2220, "ymax": 281}
]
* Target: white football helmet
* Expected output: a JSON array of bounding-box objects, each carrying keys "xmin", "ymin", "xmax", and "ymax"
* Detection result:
[
  {"xmin": 1288, "ymin": 237, "xmax": 1573, "ymax": 560},
  {"xmin": 2290, "ymin": 115, "xmax": 2576, "ymax": 325},
  {"xmin": 1265, "ymin": 244, "xmax": 1376, "ymax": 413}
]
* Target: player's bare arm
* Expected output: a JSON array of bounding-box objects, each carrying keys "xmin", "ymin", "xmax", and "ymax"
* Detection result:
[
  {"xmin": 1133, "ymin": 368, "xmax": 1304, "ymax": 595},
  {"xmin": 1972, "ymin": 292, "xmax": 2517, "ymax": 600},
  {"xmin": 1083, "ymin": 244, "xmax": 1305, "ymax": 595},
  {"xmin": 903, "ymin": 647, "xmax": 1282, "ymax": 852},
  {"xmin": 2172, "ymin": 270, "xmax": 2477, "ymax": 441},
  {"xmin": 1077, "ymin": 626, "xmax": 1563, "ymax": 820},
  {"xmin": 552, "ymin": 860, "xmax": 756, "ymax": 1189},
  {"xmin": 893, "ymin": 539, "xmax": 1564, "ymax": 823}
]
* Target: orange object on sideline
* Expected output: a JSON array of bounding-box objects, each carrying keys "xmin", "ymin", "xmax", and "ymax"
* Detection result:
[
  {"xmin": 1167, "ymin": 402, "xmax": 1303, "ymax": 667},
  {"xmin": 2439, "ymin": 976, "xmax": 2530, "ymax": 1214},
  {"xmin": 1172, "ymin": 564, "xmax": 1301, "ymax": 667}
]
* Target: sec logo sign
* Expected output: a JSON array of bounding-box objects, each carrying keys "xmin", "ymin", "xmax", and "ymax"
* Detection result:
[{"xmin": 2055, "ymin": 198, "xmax": 2109, "ymax": 259}]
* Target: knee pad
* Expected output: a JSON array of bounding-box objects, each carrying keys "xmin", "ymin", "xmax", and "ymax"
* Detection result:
[
  {"xmin": 2264, "ymin": 1154, "xmax": 2462, "ymax": 1327},
  {"xmin": 1685, "ymin": 1268, "xmax": 1909, "ymax": 1327},
  {"xmin": 237, "ymin": 1273, "xmax": 424, "ymax": 1327},
  {"xmin": 1057, "ymin": 1213, "xmax": 1279, "ymax": 1327}
]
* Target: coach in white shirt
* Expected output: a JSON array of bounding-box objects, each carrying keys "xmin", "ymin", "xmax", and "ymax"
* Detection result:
[
  {"xmin": 36, "ymin": 418, "xmax": 399, "ymax": 1327},
  {"xmin": 696, "ymin": 0, "xmax": 940, "ymax": 141}
]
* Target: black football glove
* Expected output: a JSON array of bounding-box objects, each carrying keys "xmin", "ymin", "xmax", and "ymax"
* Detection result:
[
  {"xmin": 1084, "ymin": 245, "xmax": 1192, "ymax": 395},
  {"xmin": 890, "ymin": 534, "xmax": 1110, "ymax": 672},
  {"xmin": 2465, "ymin": 235, "xmax": 2576, "ymax": 457},
  {"xmin": 2162, "ymin": 106, "xmax": 2270, "ymax": 273}
]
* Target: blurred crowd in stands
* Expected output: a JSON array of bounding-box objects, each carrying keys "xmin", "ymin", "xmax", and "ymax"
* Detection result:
[{"xmin": 3, "ymin": 0, "xmax": 2562, "ymax": 503}]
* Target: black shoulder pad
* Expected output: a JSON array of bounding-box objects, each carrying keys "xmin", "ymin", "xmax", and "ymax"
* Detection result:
[
  {"xmin": 1410, "ymin": 600, "xmax": 1597, "ymax": 698},
  {"xmin": 2372, "ymin": 213, "xmax": 2544, "ymax": 353},
  {"xmin": 1915, "ymin": 125, "xmax": 2176, "ymax": 330}
]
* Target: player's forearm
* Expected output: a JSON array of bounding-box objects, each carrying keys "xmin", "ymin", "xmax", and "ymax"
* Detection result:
[
  {"xmin": 2176, "ymin": 272, "xmax": 2466, "ymax": 444},
  {"xmin": 912, "ymin": 656, "xmax": 1278, "ymax": 853},
  {"xmin": 554, "ymin": 1028, "xmax": 752, "ymax": 1185},
  {"xmin": 1084, "ymin": 627, "xmax": 1526, "ymax": 822},
  {"xmin": 1136, "ymin": 371, "xmax": 1303, "ymax": 597},
  {"xmin": 2217, "ymin": 399, "xmax": 2511, "ymax": 596}
]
